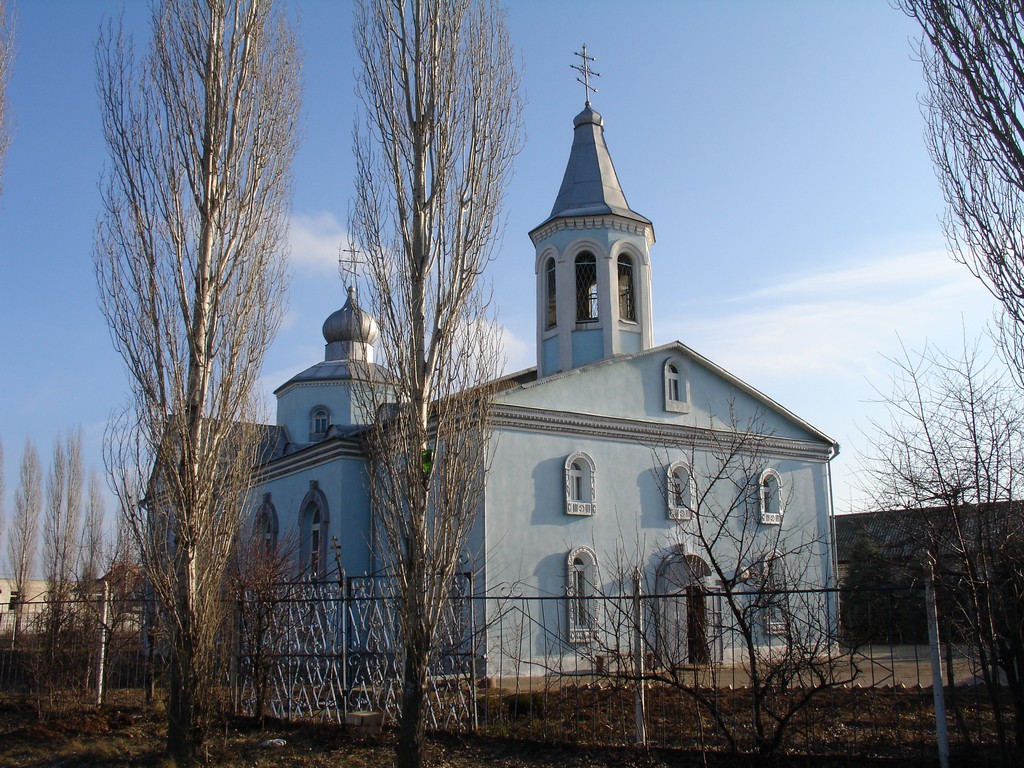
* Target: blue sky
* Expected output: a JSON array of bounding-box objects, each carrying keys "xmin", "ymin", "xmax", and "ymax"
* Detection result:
[{"xmin": 0, "ymin": 0, "xmax": 1001, "ymax": 546}]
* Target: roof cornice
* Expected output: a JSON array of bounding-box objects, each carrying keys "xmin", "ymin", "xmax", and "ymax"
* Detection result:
[
  {"xmin": 255, "ymin": 435, "xmax": 366, "ymax": 483},
  {"xmin": 529, "ymin": 213, "xmax": 655, "ymax": 247},
  {"xmin": 492, "ymin": 403, "xmax": 835, "ymax": 463}
]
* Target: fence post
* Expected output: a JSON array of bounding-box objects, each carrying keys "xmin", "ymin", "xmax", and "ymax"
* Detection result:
[
  {"xmin": 632, "ymin": 567, "xmax": 646, "ymax": 746},
  {"xmin": 925, "ymin": 578, "xmax": 950, "ymax": 768},
  {"xmin": 95, "ymin": 580, "xmax": 109, "ymax": 706}
]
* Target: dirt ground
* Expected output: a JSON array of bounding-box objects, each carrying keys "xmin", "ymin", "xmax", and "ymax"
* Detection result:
[{"xmin": 0, "ymin": 698, "xmax": 974, "ymax": 768}]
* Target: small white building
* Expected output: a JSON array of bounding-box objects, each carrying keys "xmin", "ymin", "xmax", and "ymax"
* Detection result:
[{"xmin": 251, "ymin": 101, "xmax": 839, "ymax": 673}]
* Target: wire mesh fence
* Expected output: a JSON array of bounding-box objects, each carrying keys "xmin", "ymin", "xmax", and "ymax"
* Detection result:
[{"xmin": 0, "ymin": 581, "xmax": 1016, "ymax": 761}]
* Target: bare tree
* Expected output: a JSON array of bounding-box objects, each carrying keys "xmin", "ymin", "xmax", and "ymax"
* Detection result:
[
  {"xmin": 1, "ymin": 436, "xmax": 5, "ymax": 570},
  {"xmin": 0, "ymin": 0, "xmax": 13, "ymax": 196},
  {"xmin": 229, "ymin": 517, "xmax": 296, "ymax": 724},
  {"xmin": 34, "ymin": 431, "xmax": 90, "ymax": 712},
  {"xmin": 863, "ymin": 337, "xmax": 1024, "ymax": 753},
  {"xmin": 605, "ymin": 411, "xmax": 847, "ymax": 755},
  {"xmin": 79, "ymin": 470, "xmax": 107, "ymax": 590},
  {"xmin": 8, "ymin": 438, "xmax": 41, "ymax": 650},
  {"xmin": 898, "ymin": 1, "xmax": 1024, "ymax": 378},
  {"xmin": 94, "ymin": 1, "xmax": 299, "ymax": 762},
  {"xmin": 349, "ymin": 1, "xmax": 521, "ymax": 765},
  {"xmin": 43, "ymin": 430, "xmax": 83, "ymax": 607}
]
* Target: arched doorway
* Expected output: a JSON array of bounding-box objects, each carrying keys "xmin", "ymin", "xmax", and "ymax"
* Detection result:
[{"xmin": 656, "ymin": 552, "xmax": 713, "ymax": 665}]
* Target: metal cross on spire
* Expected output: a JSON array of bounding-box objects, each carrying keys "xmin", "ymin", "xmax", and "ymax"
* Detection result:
[
  {"xmin": 571, "ymin": 44, "xmax": 599, "ymax": 107},
  {"xmin": 339, "ymin": 244, "xmax": 361, "ymax": 296}
]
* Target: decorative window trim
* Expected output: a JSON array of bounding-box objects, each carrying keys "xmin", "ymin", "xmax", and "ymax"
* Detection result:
[
  {"xmin": 758, "ymin": 468, "xmax": 783, "ymax": 525},
  {"xmin": 663, "ymin": 358, "xmax": 690, "ymax": 414},
  {"xmin": 567, "ymin": 546, "xmax": 599, "ymax": 644},
  {"xmin": 564, "ymin": 451, "xmax": 596, "ymax": 516},
  {"xmin": 256, "ymin": 493, "xmax": 279, "ymax": 551},
  {"xmin": 666, "ymin": 460, "xmax": 694, "ymax": 521},
  {"xmin": 300, "ymin": 482, "xmax": 330, "ymax": 578},
  {"xmin": 309, "ymin": 405, "xmax": 330, "ymax": 441}
]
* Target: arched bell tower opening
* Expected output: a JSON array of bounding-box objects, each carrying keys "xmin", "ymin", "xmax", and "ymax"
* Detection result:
[{"xmin": 530, "ymin": 103, "xmax": 655, "ymax": 378}]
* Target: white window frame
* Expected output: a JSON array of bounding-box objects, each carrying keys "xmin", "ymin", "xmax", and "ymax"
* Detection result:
[
  {"xmin": 663, "ymin": 358, "xmax": 690, "ymax": 413},
  {"xmin": 666, "ymin": 460, "xmax": 694, "ymax": 521},
  {"xmin": 758, "ymin": 468, "xmax": 783, "ymax": 525},
  {"xmin": 564, "ymin": 451, "xmax": 596, "ymax": 516},
  {"xmin": 309, "ymin": 405, "xmax": 330, "ymax": 441},
  {"xmin": 566, "ymin": 546, "xmax": 599, "ymax": 644}
]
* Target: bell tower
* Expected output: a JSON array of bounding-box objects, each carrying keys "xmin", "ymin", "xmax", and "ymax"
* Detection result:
[{"xmin": 529, "ymin": 60, "xmax": 655, "ymax": 378}]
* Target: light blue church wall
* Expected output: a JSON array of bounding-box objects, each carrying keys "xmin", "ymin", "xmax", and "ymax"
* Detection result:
[
  {"xmin": 276, "ymin": 383, "xmax": 353, "ymax": 438},
  {"xmin": 481, "ymin": 348, "xmax": 834, "ymax": 668},
  {"xmin": 253, "ymin": 450, "xmax": 374, "ymax": 580}
]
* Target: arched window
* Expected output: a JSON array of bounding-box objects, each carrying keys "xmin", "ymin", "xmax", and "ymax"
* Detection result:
[
  {"xmin": 667, "ymin": 460, "xmax": 694, "ymax": 521},
  {"xmin": 309, "ymin": 406, "xmax": 330, "ymax": 441},
  {"xmin": 256, "ymin": 493, "xmax": 278, "ymax": 551},
  {"xmin": 299, "ymin": 484, "xmax": 329, "ymax": 578},
  {"xmin": 663, "ymin": 358, "xmax": 690, "ymax": 413},
  {"xmin": 564, "ymin": 451, "xmax": 596, "ymax": 516},
  {"xmin": 617, "ymin": 254, "xmax": 636, "ymax": 322},
  {"xmin": 575, "ymin": 252, "xmax": 598, "ymax": 322},
  {"xmin": 567, "ymin": 547, "xmax": 599, "ymax": 643},
  {"xmin": 545, "ymin": 257, "xmax": 557, "ymax": 330},
  {"xmin": 758, "ymin": 468, "xmax": 783, "ymax": 525}
]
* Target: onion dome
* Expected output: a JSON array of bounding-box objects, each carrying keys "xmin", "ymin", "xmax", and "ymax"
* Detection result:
[{"xmin": 323, "ymin": 286, "xmax": 378, "ymax": 363}]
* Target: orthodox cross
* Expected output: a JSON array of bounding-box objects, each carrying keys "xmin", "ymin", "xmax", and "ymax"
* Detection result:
[
  {"xmin": 339, "ymin": 244, "xmax": 361, "ymax": 294},
  {"xmin": 571, "ymin": 45, "xmax": 599, "ymax": 106}
]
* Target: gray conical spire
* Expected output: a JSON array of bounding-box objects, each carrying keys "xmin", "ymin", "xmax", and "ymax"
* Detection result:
[{"xmin": 544, "ymin": 105, "xmax": 651, "ymax": 226}]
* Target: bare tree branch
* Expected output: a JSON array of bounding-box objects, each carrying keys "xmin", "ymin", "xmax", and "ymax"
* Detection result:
[
  {"xmin": 8, "ymin": 438, "xmax": 41, "ymax": 650},
  {"xmin": 862, "ymin": 335, "xmax": 1024, "ymax": 751},
  {"xmin": 349, "ymin": 2, "xmax": 521, "ymax": 766},
  {"xmin": 899, "ymin": 0, "xmax": 1024, "ymax": 380},
  {"xmin": 0, "ymin": 0, "xmax": 14, "ymax": 197},
  {"xmin": 94, "ymin": 1, "xmax": 299, "ymax": 762}
]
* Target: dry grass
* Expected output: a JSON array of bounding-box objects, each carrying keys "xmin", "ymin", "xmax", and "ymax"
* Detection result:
[{"xmin": 0, "ymin": 693, "xmax": 1016, "ymax": 768}]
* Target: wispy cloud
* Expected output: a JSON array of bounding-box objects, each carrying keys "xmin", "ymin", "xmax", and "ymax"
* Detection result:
[
  {"xmin": 664, "ymin": 247, "xmax": 998, "ymax": 385},
  {"xmin": 289, "ymin": 211, "xmax": 347, "ymax": 275},
  {"xmin": 499, "ymin": 324, "xmax": 533, "ymax": 374}
]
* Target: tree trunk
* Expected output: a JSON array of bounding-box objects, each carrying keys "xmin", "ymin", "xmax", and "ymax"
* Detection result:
[
  {"xmin": 167, "ymin": 640, "xmax": 200, "ymax": 765},
  {"xmin": 397, "ymin": 632, "xmax": 429, "ymax": 768}
]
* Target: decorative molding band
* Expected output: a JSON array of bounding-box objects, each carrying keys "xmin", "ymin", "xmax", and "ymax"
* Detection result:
[
  {"xmin": 491, "ymin": 404, "xmax": 834, "ymax": 462},
  {"xmin": 530, "ymin": 215, "xmax": 653, "ymax": 244},
  {"xmin": 257, "ymin": 437, "xmax": 366, "ymax": 483}
]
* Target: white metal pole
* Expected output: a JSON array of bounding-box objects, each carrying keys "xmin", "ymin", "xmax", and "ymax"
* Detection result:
[
  {"xmin": 925, "ymin": 578, "xmax": 950, "ymax": 768},
  {"xmin": 95, "ymin": 581, "xmax": 109, "ymax": 706},
  {"xmin": 632, "ymin": 567, "xmax": 646, "ymax": 745}
]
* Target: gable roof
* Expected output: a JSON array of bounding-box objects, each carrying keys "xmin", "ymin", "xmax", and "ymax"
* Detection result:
[{"xmin": 498, "ymin": 341, "xmax": 838, "ymax": 452}]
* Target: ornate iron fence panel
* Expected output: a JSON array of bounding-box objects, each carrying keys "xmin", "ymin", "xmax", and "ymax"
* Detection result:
[
  {"xmin": 236, "ymin": 574, "xmax": 477, "ymax": 729},
  {"xmin": 237, "ymin": 579, "xmax": 346, "ymax": 723},
  {"xmin": 345, "ymin": 573, "xmax": 476, "ymax": 729}
]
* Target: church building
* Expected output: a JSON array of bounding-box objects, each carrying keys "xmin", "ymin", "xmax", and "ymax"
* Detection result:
[{"xmin": 252, "ymin": 98, "xmax": 840, "ymax": 671}]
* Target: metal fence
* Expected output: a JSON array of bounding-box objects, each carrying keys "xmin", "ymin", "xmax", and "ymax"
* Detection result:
[{"xmin": 0, "ymin": 582, "xmax": 1016, "ymax": 762}]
